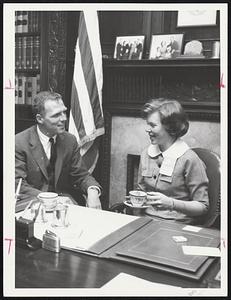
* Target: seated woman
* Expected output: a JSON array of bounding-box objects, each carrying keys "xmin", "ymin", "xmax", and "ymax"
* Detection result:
[{"xmin": 137, "ymin": 98, "xmax": 209, "ymax": 224}]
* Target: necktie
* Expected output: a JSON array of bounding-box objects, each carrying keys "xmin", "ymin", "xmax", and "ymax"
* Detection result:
[
  {"xmin": 47, "ymin": 137, "xmax": 57, "ymax": 192},
  {"xmin": 49, "ymin": 137, "xmax": 57, "ymax": 166}
]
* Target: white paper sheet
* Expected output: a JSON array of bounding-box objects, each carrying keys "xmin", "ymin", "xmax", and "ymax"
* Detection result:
[
  {"xmin": 101, "ymin": 272, "xmax": 181, "ymax": 290},
  {"xmin": 182, "ymin": 225, "xmax": 202, "ymax": 232},
  {"xmin": 182, "ymin": 246, "xmax": 221, "ymax": 257}
]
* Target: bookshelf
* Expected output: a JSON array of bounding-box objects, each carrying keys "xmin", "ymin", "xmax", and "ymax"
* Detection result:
[
  {"xmin": 15, "ymin": 11, "xmax": 41, "ymax": 105},
  {"xmin": 15, "ymin": 11, "xmax": 44, "ymax": 133}
]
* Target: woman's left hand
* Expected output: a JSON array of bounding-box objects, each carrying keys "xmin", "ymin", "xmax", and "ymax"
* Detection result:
[{"xmin": 147, "ymin": 192, "xmax": 173, "ymax": 210}]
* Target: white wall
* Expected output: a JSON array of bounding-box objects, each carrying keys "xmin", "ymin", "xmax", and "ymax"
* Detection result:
[{"xmin": 109, "ymin": 116, "xmax": 220, "ymax": 207}]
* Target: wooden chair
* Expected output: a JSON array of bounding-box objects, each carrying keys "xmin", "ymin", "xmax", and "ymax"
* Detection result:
[
  {"xmin": 109, "ymin": 202, "xmax": 128, "ymax": 214},
  {"xmin": 192, "ymin": 148, "xmax": 220, "ymax": 228},
  {"xmin": 109, "ymin": 149, "xmax": 220, "ymax": 229}
]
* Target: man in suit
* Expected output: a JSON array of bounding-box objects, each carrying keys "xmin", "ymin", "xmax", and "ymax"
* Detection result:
[{"xmin": 15, "ymin": 91, "xmax": 102, "ymax": 209}]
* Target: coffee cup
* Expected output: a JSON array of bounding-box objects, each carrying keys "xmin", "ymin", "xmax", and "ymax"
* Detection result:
[
  {"xmin": 37, "ymin": 192, "xmax": 58, "ymax": 211},
  {"xmin": 128, "ymin": 190, "xmax": 147, "ymax": 207}
]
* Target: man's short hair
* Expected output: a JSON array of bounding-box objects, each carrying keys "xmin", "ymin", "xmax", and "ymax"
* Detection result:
[
  {"xmin": 32, "ymin": 91, "xmax": 62, "ymax": 117},
  {"xmin": 141, "ymin": 98, "xmax": 189, "ymax": 138}
]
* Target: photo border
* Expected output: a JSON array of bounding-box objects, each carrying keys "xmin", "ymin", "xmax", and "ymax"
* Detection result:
[
  {"xmin": 149, "ymin": 33, "xmax": 184, "ymax": 60},
  {"xmin": 113, "ymin": 35, "xmax": 145, "ymax": 60},
  {"xmin": 177, "ymin": 10, "xmax": 218, "ymax": 28}
]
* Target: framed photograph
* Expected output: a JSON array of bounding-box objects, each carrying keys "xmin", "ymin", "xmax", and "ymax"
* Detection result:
[
  {"xmin": 114, "ymin": 35, "xmax": 145, "ymax": 60},
  {"xmin": 177, "ymin": 10, "xmax": 217, "ymax": 27},
  {"xmin": 149, "ymin": 33, "xmax": 184, "ymax": 60}
]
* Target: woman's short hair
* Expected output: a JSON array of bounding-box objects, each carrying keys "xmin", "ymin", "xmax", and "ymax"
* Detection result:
[
  {"xmin": 32, "ymin": 91, "xmax": 62, "ymax": 117},
  {"xmin": 141, "ymin": 98, "xmax": 189, "ymax": 138}
]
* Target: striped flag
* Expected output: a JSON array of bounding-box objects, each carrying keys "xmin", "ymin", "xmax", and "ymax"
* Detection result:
[{"xmin": 68, "ymin": 11, "xmax": 104, "ymax": 173}]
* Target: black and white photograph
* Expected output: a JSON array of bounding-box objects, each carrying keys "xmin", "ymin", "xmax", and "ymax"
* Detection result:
[
  {"xmin": 149, "ymin": 33, "xmax": 184, "ymax": 59},
  {"xmin": 3, "ymin": 2, "xmax": 227, "ymax": 298},
  {"xmin": 177, "ymin": 9, "xmax": 218, "ymax": 27},
  {"xmin": 114, "ymin": 35, "xmax": 145, "ymax": 60}
]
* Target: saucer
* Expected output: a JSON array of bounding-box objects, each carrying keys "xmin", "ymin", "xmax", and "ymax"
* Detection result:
[{"xmin": 123, "ymin": 200, "xmax": 150, "ymax": 209}]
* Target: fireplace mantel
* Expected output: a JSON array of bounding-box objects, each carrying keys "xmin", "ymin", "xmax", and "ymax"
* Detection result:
[
  {"xmin": 102, "ymin": 57, "xmax": 220, "ymax": 122},
  {"xmin": 103, "ymin": 58, "xmax": 220, "ymax": 68}
]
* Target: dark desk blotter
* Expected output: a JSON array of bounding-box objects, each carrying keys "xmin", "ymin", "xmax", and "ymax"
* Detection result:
[
  {"xmin": 101, "ymin": 219, "xmax": 220, "ymax": 280},
  {"xmin": 109, "ymin": 249, "xmax": 218, "ymax": 281},
  {"xmin": 88, "ymin": 217, "xmax": 152, "ymax": 255},
  {"xmin": 116, "ymin": 221, "xmax": 219, "ymax": 272}
]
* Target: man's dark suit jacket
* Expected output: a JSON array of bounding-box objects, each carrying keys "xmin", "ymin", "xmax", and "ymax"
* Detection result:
[{"xmin": 15, "ymin": 125, "xmax": 101, "ymax": 204}]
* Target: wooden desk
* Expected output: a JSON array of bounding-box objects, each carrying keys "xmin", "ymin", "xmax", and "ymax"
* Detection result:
[
  {"xmin": 15, "ymin": 205, "xmax": 221, "ymax": 290},
  {"xmin": 15, "ymin": 245, "xmax": 220, "ymax": 289}
]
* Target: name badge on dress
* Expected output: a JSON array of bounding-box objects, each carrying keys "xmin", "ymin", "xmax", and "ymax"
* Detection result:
[{"xmin": 160, "ymin": 157, "xmax": 177, "ymax": 177}]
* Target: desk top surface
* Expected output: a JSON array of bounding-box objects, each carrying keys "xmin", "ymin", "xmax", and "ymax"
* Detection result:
[
  {"xmin": 15, "ymin": 206, "xmax": 221, "ymax": 290},
  {"xmin": 15, "ymin": 238, "xmax": 220, "ymax": 290},
  {"xmin": 15, "ymin": 245, "xmax": 220, "ymax": 289}
]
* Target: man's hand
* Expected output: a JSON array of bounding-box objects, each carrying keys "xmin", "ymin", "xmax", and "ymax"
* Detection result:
[{"xmin": 86, "ymin": 188, "xmax": 102, "ymax": 209}]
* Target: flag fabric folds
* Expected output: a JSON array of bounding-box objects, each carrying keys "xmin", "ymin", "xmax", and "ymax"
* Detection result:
[{"xmin": 68, "ymin": 11, "xmax": 104, "ymax": 173}]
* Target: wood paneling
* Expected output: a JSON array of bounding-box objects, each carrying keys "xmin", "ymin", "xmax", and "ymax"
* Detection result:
[
  {"xmin": 47, "ymin": 12, "xmax": 67, "ymax": 100},
  {"xmin": 40, "ymin": 12, "xmax": 49, "ymax": 91},
  {"xmin": 99, "ymin": 11, "xmax": 145, "ymax": 41},
  {"xmin": 15, "ymin": 104, "xmax": 35, "ymax": 133}
]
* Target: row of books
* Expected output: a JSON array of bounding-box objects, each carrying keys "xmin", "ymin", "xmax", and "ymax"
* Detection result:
[
  {"xmin": 15, "ymin": 11, "xmax": 41, "ymax": 33},
  {"xmin": 15, "ymin": 74, "xmax": 40, "ymax": 105},
  {"xmin": 15, "ymin": 36, "xmax": 40, "ymax": 70}
]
